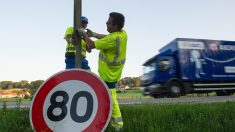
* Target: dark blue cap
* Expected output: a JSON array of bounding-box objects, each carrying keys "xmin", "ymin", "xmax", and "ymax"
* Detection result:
[{"xmin": 81, "ymin": 16, "xmax": 88, "ymax": 23}]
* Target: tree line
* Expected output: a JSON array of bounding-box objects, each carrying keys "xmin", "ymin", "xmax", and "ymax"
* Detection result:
[
  {"xmin": 0, "ymin": 80, "xmax": 44, "ymax": 96},
  {"xmin": 118, "ymin": 77, "xmax": 141, "ymax": 88},
  {"xmin": 0, "ymin": 80, "xmax": 44, "ymax": 89},
  {"xmin": 0, "ymin": 77, "xmax": 141, "ymax": 96}
]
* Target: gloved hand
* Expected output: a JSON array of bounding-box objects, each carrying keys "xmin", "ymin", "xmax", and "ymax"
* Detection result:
[
  {"xmin": 86, "ymin": 29, "xmax": 98, "ymax": 37},
  {"xmin": 71, "ymin": 33, "xmax": 77, "ymax": 44},
  {"xmin": 71, "ymin": 28, "xmax": 86, "ymax": 44},
  {"xmin": 66, "ymin": 34, "xmax": 73, "ymax": 43},
  {"xmin": 80, "ymin": 28, "xmax": 86, "ymax": 33},
  {"xmin": 78, "ymin": 28, "xmax": 86, "ymax": 36},
  {"xmin": 68, "ymin": 37, "xmax": 73, "ymax": 43},
  {"xmin": 86, "ymin": 44, "xmax": 92, "ymax": 53}
]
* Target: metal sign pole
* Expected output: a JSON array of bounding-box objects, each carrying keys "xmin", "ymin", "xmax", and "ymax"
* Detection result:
[{"xmin": 74, "ymin": 0, "xmax": 82, "ymax": 68}]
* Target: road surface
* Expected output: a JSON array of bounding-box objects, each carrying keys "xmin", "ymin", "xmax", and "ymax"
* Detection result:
[{"xmin": 1, "ymin": 95, "xmax": 235, "ymax": 109}]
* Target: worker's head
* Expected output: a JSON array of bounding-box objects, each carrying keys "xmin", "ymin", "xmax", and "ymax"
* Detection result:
[
  {"xmin": 81, "ymin": 16, "xmax": 88, "ymax": 29},
  {"xmin": 106, "ymin": 12, "xmax": 125, "ymax": 33}
]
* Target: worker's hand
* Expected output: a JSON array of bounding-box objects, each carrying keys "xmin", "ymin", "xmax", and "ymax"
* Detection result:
[
  {"xmin": 71, "ymin": 33, "xmax": 78, "ymax": 45},
  {"xmin": 66, "ymin": 34, "xmax": 73, "ymax": 43},
  {"xmin": 77, "ymin": 28, "xmax": 86, "ymax": 36},
  {"xmin": 86, "ymin": 29, "xmax": 98, "ymax": 38},
  {"xmin": 80, "ymin": 28, "xmax": 86, "ymax": 33},
  {"xmin": 68, "ymin": 37, "xmax": 73, "ymax": 43},
  {"xmin": 86, "ymin": 44, "xmax": 92, "ymax": 53}
]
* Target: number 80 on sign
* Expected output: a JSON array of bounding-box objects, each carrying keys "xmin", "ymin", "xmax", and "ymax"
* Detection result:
[{"xmin": 30, "ymin": 70, "xmax": 112, "ymax": 132}]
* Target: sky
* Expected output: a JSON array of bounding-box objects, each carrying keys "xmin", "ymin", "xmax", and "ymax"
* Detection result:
[{"xmin": 0, "ymin": 0, "xmax": 235, "ymax": 82}]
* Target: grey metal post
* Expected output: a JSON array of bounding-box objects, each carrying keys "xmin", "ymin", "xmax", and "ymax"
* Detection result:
[{"xmin": 74, "ymin": 0, "xmax": 82, "ymax": 68}]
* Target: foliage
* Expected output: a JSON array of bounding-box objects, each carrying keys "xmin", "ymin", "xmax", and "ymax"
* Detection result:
[
  {"xmin": 0, "ymin": 109, "xmax": 32, "ymax": 132},
  {"xmin": 1, "ymin": 102, "xmax": 235, "ymax": 132},
  {"xmin": 29, "ymin": 80, "xmax": 44, "ymax": 96},
  {"xmin": 117, "ymin": 89, "xmax": 148, "ymax": 99},
  {"xmin": 0, "ymin": 81, "xmax": 13, "ymax": 89},
  {"xmin": 118, "ymin": 77, "xmax": 141, "ymax": 88},
  {"xmin": 107, "ymin": 102, "xmax": 235, "ymax": 132},
  {"xmin": 0, "ymin": 77, "xmax": 141, "ymax": 92},
  {"xmin": 0, "ymin": 80, "xmax": 44, "ymax": 97}
]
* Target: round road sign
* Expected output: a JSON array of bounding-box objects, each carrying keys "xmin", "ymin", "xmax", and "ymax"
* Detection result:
[{"xmin": 30, "ymin": 69, "xmax": 112, "ymax": 132}]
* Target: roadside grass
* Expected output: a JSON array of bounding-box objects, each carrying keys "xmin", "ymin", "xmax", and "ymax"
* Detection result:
[
  {"xmin": 0, "ymin": 98, "xmax": 31, "ymax": 103},
  {"xmin": 0, "ymin": 109, "xmax": 32, "ymax": 132},
  {"xmin": 1, "ymin": 102, "xmax": 235, "ymax": 132},
  {"xmin": 117, "ymin": 89, "xmax": 149, "ymax": 99},
  {"xmin": 116, "ymin": 88, "xmax": 220, "ymax": 99},
  {"xmin": 117, "ymin": 102, "xmax": 235, "ymax": 132}
]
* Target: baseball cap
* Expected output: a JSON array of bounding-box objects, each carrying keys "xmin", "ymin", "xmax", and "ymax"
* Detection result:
[{"xmin": 81, "ymin": 16, "xmax": 88, "ymax": 23}]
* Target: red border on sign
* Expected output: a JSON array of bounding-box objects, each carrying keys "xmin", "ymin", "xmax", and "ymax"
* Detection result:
[{"xmin": 30, "ymin": 70, "xmax": 111, "ymax": 132}]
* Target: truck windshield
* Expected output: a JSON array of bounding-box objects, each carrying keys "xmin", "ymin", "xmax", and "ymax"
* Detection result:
[{"xmin": 143, "ymin": 62, "xmax": 156, "ymax": 74}]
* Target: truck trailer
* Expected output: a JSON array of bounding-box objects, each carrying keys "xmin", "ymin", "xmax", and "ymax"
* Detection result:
[{"xmin": 141, "ymin": 38, "xmax": 235, "ymax": 98}]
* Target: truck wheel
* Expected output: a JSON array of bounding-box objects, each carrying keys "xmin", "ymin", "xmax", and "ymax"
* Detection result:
[{"xmin": 168, "ymin": 82, "xmax": 181, "ymax": 97}]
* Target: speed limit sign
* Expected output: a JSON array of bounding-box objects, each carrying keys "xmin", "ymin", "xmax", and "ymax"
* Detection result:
[{"xmin": 30, "ymin": 69, "xmax": 112, "ymax": 132}]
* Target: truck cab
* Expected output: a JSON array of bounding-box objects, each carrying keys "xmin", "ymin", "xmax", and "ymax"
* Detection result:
[{"xmin": 141, "ymin": 51, "xmax": 179, "ymax": 98}]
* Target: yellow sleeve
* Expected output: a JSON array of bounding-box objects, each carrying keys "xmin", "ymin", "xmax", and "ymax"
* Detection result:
[
  {"xmin": 64, "ymin": 27, "xmax": 73, "ymax": 39},
  {"xmin": 94, "ymin": 34, "xmax": 116, "ymax": 50}
]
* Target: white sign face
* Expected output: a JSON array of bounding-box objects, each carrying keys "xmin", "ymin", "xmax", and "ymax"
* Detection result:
[
  {"xmin": 30, "ymin": 69, "xmax": 112, "ymax": 132},
  {"xmin": 43, "ymin": 80, "xmax": 98, "ymax": 131},
  {"xmin": 178, "ymin": 41, "xmax": 205, "ymax": 49}
]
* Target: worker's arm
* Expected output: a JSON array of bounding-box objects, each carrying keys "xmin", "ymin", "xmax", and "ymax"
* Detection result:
[
  {"xmin": 83, "ymin": 33, "xmax": 95, "ymax": 49},
  {"xmin": 94, "ymin": 33, "xmax": 107, "ymax": 39},
  {"xmin": 65, "ymin": 34, "xmax": 72, "ymax": 43},
  {"xmin": 84, "ymin": 32, "xmax": 116, "ymax": 51},
  {"xmin": 86, "ymin": 29, "xmax": 106, "ymax": 39},
  {"xmin": 64, "ymin": 27, "xmax": 74, "ymax": 43},
  {"xmin": 80, "ymin": 29, "xmax": 110, "ymax": 50},
  {"xmin": 86, "ymin": 44, "xmax": 92, "ymax": 53}
]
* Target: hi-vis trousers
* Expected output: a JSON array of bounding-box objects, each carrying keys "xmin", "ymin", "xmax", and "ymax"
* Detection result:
[{"xmin": 109, "ymin": 89, "xmax": 123, "ymax": 128}]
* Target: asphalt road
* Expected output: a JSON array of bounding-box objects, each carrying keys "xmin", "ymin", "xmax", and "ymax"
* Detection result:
[
  {"xmin": 118, "ymin": 95, "xmax": 235, "ymax": 105},
  {"xmin": 1, "ymin": 95, "xmax": 235, "ymax": 109}
]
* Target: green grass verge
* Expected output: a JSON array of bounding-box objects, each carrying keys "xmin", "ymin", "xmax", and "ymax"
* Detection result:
[
  {"xmin": 116, "ymin": 102, "xmax": 235, "ymax": 132},
  {"xmin": 117, "ymin": 89, "xmax": 149, "ymax": 99},
  {"xmin": 0, "ymin": 109, "xmax": 32, "ymax": 132},
  {"xmin": 1, "ymin": 102, "xmax": 235, "ymax": 132}
]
